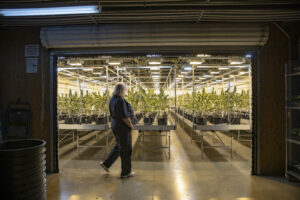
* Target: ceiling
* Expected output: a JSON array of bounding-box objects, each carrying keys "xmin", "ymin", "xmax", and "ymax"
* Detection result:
[
  {"xmin": 1, "ymin": 0, "xmax": 300, "ymax": 26},
  {"xmin": 57, "ymin": 54, "xmax": 251, "ymax": 90}
]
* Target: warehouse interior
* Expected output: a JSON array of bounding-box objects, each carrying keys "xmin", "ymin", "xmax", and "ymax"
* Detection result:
[{"xmin": 1, "ymin": 1, "xmax": 300, "ymax": 200}]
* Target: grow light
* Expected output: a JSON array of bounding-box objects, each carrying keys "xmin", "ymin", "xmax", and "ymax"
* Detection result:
[
  {"xmin": 184, "ymin": 66, "xmax": 192, "ymax": 71},
  {"xmin": 239, "ymin": 71, "xmax": 248, "ymax": 75},
  {"xmin": 150, "ymin": 67, "xmax": 160, "ymax": 70},
  {"xmin": 152, "ymin": 75, "xmax": 160, "ymax": 78},
  {"xmin": 190, "ymin": 61, "xmax": 203, "ymax": 65},
  {"xmin": 108, "ymin": 62, "xmax": 121, "ymax": 66},
  {"xmin": 216, "ymin": 79, "xmax": 222, "ymax": 82},
  {"xmin": 210, "ymin": 71, "xmax": 220, "ymax": 75},
  {"xmin": 93, "ymin": 72, "xmax": 102, "ymax": 75},
  {"xmin": 0, "ymin": 5, "xmax": 99, "ymax": 17},
  {"xmin": 69, "ymin": 63, "xmax": 82, "ymax": 66},
  {"xmin": 199, "ymin": 77, "xmax": 206, "ymax": 80},
  {"xmin": 228, "ymin": 57, "xmax": 245, "ymax": 65},
  {"xmin": 178, "ymin": 75, "xmax": 184, "ymax": 78},
  {"xmin": 197, "ymin": 65, "xmax": 210, "ymax": 68},
  {"xmin": 197, "ymin": 54, "xmax": 211, "ymax": 57},
  {"xmin": 181, "ymin": 71, "xmax": 188, "ymax": 74},
  {"xmin": 82, "ymin": 68, "xmax": 93, "ymax": 71},
  {"xmin": 218, "ymin": 67, "xmax": 228, "ymax": 70},
  {"xmin": 204, "ymin": 74, "xmax": 212, "ymax": 78},
  {"xmin": 149, "ymin": 61, "xmax": 161, "ymax": 65}
]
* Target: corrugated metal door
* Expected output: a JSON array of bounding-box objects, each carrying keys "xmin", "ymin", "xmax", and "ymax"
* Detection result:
[{"xmin": 40, "ymin": 22, "xmax": 269, "ymax": 49}]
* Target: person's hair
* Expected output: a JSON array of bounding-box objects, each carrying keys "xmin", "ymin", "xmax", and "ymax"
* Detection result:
[{"xmin": 113, "ymin": 83, "xmax": 128, "ymax": 96}]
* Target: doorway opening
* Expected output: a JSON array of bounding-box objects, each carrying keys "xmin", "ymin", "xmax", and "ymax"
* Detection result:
[{"xmin": 54, "ymin": 53, "xmax": 253, "ymax": 174}]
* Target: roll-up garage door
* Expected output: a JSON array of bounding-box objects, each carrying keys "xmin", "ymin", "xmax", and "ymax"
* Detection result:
[{"xmin": 40, "ymin": 22, "xmax": 269, "ymax": 49}]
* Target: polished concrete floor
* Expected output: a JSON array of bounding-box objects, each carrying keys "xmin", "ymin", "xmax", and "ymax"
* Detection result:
[{"xmin": 47, "ymin": 123, "xmax": 300, "ymax": 200}]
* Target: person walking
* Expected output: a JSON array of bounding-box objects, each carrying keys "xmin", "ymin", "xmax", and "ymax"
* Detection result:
[{"xmin": 100, "ymin": 83, "xmax": 135, "ymax": 178}]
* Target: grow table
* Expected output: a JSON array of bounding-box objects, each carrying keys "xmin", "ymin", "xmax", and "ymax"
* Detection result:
[
  {"xmin": 193, "ymin": 124, "xmax": 251, "ymax": 158},
  {"xmin": 58, "ymin": 124, "xmax": 111, "ymax": 154},
  {"xmin": 133, "ymin": 125, "xmax": 176, "ymax": 159}
]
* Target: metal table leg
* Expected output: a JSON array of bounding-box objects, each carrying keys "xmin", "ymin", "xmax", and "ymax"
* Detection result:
[
  {"xmin": 231, "ymin": 131, "xmax": 233, "ymax": 158},
  {"xmin": 200, "ymin": 130, "xmax": 204, "ymax": 158}
]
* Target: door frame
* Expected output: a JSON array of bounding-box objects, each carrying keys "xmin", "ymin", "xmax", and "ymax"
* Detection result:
[{"xmin": 49, "ymin": 49, "xmax": 260, "ymax": 174}]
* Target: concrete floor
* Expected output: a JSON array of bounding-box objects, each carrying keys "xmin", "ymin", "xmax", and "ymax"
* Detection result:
[{"xmin": 47, "ymin": 123, "xmax": 300, "ymax": 200}]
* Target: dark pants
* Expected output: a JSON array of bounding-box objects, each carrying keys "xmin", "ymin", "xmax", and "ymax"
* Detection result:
[{"xmin": 103, "ymin": 123, "xmax": 132, "ymax": 176}]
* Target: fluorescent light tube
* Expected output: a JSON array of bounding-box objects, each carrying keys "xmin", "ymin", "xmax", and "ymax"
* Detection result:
[
  {"xmin": 150, "ymin": 67, "xmax": 160, "ymax": 70},
  {"xmin": 0, "ymin": 5, "xmax": 99, "ymax": 17},
  {"xmin": 218, "ymin": 67, "xmax": 228, "ymax": 70},
  {"xmin": 230, "ymin": 61, "xmax": 244, "ymax": 65},
  {"xmin": 82, "ymin": 68, "xmax": 93, "ymax": 71},
  {"xmin": 178, "ymin": 75, "xmax": 184, "ymax": 78},
  {"xmin": 181, "ymin": 71, "xmax": 188, "ymax": 74},
  {"xmin": 204, "ymin": 75, "xmax": 212, "ymax": 78},
  {"xmin": 210, "ymin": 71, "xmax": 220, "ymax": 75},
  {"xmin": 93, "ymin": 72, "xmax": 102, "ymax": 75},
  {"xmin": 197, "ymin": 66, "xmax": 210, "ymax": 68},
  {"xmin": 190, "ymin": 61, "xmax": 203, "ymax": 65},
  {"xmin": 149, "ymin": 61, "xmax": 161, "ymax": 65},
  {"xmin": 197, "ymin": 54, "xmax": 211, "ymax": 57},
  {"xmin": 152, "ymin": 75, "xmax": 160, "ymax": 78},
  {"xmin": 69, "ymin": 63, "xmax": 82, "ymax": 66},
  {"xmin": 184, "ymin": 66, "xmax": 192, "ymax": 71},
  {"xmin": 108, "ymin": 62, "xmax": 121, "ymax": 66}
]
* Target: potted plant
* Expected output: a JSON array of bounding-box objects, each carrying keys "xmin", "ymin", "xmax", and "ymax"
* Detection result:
[
  {"xmin": 64, "ymin": 89, "xmax": 80, "ymax": 124},
  {"xmin": 92, "ymin": 90, "xmax": 109, "ymax": 124},
  {"xmin": 157, "ymin": 88, "xmax": 169, "ymax": 125}
]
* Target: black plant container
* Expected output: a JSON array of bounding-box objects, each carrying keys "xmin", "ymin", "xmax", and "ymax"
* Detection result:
[
  {"xmin": 96, "ymin": 116, "xmax": 107, "ymax": 124},
  {"xmin": 194, "ymin": 117, "xmax": 206, "ymax": 125},
  {"xmin": 158, "ymin": 117, "xmax": 168, "ymax": 125},
  {"xmin": 211, "ymin": 117, "xmax": 228, "ymax": 124},
  {"xmin": 65, "ymin": 117, "xmax": 74, "ymax": 124},
  {"xmin": 143, "ymin": 117, "xmax": 152, "ymax": 125},
  {"xmin": 230, "ymin": 117, "xmax": 241, "ymax": 124}
]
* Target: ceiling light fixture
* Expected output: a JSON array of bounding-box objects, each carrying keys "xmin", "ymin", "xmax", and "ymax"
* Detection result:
[
  {"xmin": 149, "ymin": 61, "xmax": 161, "ymax": 65},
  {"xmin": 108, "ymin": 62, "xmax": 121, "ymax": 66},
  {"xmin": 197, "ymin": 54, "xmax": 211, "ymax": 57},
  {"xmin": 184, "ymin": 66, "xmax": 192, "ymax": 71},
  {"xmin": 190, "ymin": 61, "xmax": 203, "ymax": 65},
  {"xmin": 0, "ymin": 5, "xmax": 99, "ymax": 17},
  {"xmin": 218, "ymin": 67, "xmax": 229, "ymax": 70},
  {"xmin": 152, "ymin": 75, "xmax": 160, "ymax": 78},
  {"xmin": 228, "ymin": 57, "xmax": 245, "ymax": 65},
  {"xmin": 82, "ymin": 68, "xmax": 93, "ymax": 71}
]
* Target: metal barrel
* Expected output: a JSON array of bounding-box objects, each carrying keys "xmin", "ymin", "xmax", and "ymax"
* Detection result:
[{"xmin": 0, "ymin": 139, "xmax": 46, "ymax": 200}]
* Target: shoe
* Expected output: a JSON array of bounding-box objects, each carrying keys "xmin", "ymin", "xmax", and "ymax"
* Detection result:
[
  {"xmin": 121, "ymin": 172, "xmax": 135, "ymax": 179},
  {"xmin": 100, "ymin": 162, "xmax": 109, "ymax": 173}
]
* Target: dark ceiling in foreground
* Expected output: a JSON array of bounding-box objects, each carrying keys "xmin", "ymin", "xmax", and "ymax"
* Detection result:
[{"xmin": 0, "ymin": 0, "xmax": 300, "ymax": 26}]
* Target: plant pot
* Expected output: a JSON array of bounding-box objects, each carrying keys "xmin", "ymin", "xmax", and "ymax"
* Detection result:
[
  {"xmin": 96, "ymin": 116, "xmax": 107, "ymax": 124},
  {"xmin": 211, "ymin": 117, "xmax": 228, "ymax": 124},
  {"xmin": 194, "ymin": 117, "xmax": 206, "ymax": 125},
  {"xmin": 230, "ymin": 117, "xmax": 241, "ymax": 124},
  {"xmin": 143, "ymin": 117, "xmax": 152, "ymax": 125},
  {"xmin": 158, "ymin": 117, "xmax": 168, "ymax": 125},
  {"xmin": 65, "ymin": 117, "xmax": 74, "ymax": 124}
]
